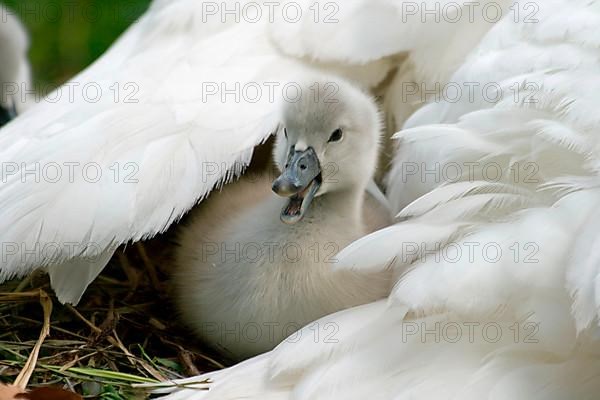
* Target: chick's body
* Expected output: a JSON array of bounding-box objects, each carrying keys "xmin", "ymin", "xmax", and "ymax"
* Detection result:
[
  {"xmin": 174, "ymin": 78, "xmax": 391, "ymax": 360},
  {"xmin": 174, "ymin": 177, "xmax": 390, "ymax": 360}
]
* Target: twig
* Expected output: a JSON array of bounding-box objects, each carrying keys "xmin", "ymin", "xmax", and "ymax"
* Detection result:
[
  {"xmin": 136, "ymin": 243, "xmax": 162, "ymax": 291},
  {"xmin": 178, "ymin": 350, "xmax": 201, "ymax": 376},
  {"xmin": 161, "ymin": 338, "xmax": 226, "ymax": 370},
  {"xmin": 109, "ymin": 330, "xmax": 166, "ymax": 382},
  {"xmin": 13, "ymin": 290, "xmax": 52, "ymax": 389},
  {"xmin": 117, "ymin": 252, "xmax": 140, "ymax": 297},
  {"xmin": 66, "ymin": 305, "xmax": 102, "ymax": 335},
  {"xmin": 12, "ymin": 275, "xmax": 32, "ymax": 293}
]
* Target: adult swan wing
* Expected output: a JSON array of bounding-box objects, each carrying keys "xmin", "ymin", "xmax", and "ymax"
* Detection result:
[
  {"xmin": 0, "ymin": 0, "xmax": 407, "ymax": 304},
  {"xmin": 149, "ymin": 0, "xmax": 600, "ymax": 399}
]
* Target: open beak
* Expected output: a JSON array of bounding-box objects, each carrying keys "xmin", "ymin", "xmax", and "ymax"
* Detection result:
[{"xmin": 272, "ymin": 147, "xmax": 322, "ymax": 224}]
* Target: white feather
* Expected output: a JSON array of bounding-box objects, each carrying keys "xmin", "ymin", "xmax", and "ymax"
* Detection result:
[
  {"xmin": 0, "ymin": 0, "xmax": 392, "ymax": 303},
  {"xmin": 148, "ymin": 1, "xmax": 600, "ymax": 398},
  {"xmin": 3, "ymin": 0, "xmax": 600, "ymax": 398}
]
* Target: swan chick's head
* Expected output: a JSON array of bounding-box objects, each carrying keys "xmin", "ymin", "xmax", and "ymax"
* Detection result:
[{"xmin": 273, "ymin": 77, "xmax": 381, "ymax": 224}]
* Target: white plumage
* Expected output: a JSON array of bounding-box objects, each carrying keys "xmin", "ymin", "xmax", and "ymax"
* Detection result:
[
  {"xmin": 1, "ymin": 0, "xmax": 600, "ymax": 398},
  {"xmin": 0, "ymin": 0, "xmax": 499, "ymax": 303},
  {"xmin": 0, "ymin": 0, "xmax": 396, "ymax": 304}
]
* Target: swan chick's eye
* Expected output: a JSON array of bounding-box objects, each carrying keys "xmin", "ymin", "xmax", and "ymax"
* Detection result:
[{"xmin": 328, "ymin": 128, "xmax": 343, "ymax": 143}]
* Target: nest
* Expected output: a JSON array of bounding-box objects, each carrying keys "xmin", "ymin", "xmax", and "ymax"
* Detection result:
[{"xmin": 0, "ymin": 237, "xmax": 230, "ymax": 399}]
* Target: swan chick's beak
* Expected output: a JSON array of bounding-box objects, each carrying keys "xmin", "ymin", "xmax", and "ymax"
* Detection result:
[{"xmin": 272, "ymin": 147, "xmax": 322, "ymax": 224}]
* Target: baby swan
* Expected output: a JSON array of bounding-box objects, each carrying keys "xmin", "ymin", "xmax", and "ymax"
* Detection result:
[{"xmin": 174, "ymin": 78, "xmax": 391, "ymax": 360}]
